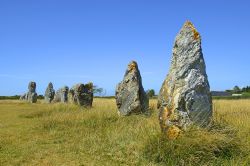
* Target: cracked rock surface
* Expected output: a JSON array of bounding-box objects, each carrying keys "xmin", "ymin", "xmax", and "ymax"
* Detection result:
[
  {"xmin": 44, "ymin": 82, "xmax": 55, "ymax": 103},
  {"xmin": 54, "ymin": 86, "xmax": 69, "ymax": 103},
  {"xmin": 158, "ymin": 21, "xmax": 212, "ymax": 139},
  {"xmin": 116, "ymin": 61, "xmax": 149, "ymax": 116},
  {"xmin": 69, "ymin": 83, "xmax": 93, "ymax": 107}
]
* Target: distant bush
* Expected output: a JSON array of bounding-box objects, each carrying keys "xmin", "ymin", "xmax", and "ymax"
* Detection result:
[
  {"xmin": 0, "ymin": 95, "xmax": 44, "ymax": 100},
  {"xmin": 146, "ymin": 89, "xmax": 155, "ymax": 98},
  {"xmin": 0, "ymin": 95, "xmax": 20, "ymax": 100}
]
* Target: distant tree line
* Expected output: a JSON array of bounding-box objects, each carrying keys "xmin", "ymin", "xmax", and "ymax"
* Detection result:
[
  {"xmin": 0, "ymin": 95, "xmax": 44, "ymax": 100},
  {"xmin": 242, "ymin": 86, "xmax": 250, "ymax": 93},
  {"xmin": 146, "ymin": 89, "xmax": 156, "ymax": 98},
  {"xmin": 226, "ymin": 85, "xmax": 250, "ymax": 94},
  {"xmin": 0, "ymin": 95, "xmax": 20, "ymax": 100}
]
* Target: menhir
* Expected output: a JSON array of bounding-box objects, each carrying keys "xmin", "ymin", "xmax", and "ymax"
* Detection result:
[
  {"xmin": 69, "ymin": 83, "xmax": 93, "ymax": 107},
  {"xmin": 44, "ymin": 82, "xmax": 55, "ymax": 103},
  {"xmin": 158, "ymin": 21, "xmax": 212, "ymax": 139},
  {"xmin": 54, "ymin": 86, "xmax": 69, "ymax": 103},
  {"xmin": 26, "ymin": 81, "xmax": 38, "ymax": 103},
  {"xmin": 115, "ymin": 61, "xmax": 149, "ymax": 116}
]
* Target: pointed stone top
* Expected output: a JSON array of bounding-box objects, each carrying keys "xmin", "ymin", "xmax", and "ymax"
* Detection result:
[
  {"xmin": 182, "ymin": 21, "xmax": 200, "ymax": 40},
  {"xmin": 28, "ymin": 81, "xmax": 36, "ymax": 89},
  {"xmin": 127, "ymin": 61, "xmax": 138, "ymax": 72},
  {"xmin": 48, "ymin": 82, "xmax": 53, "ymax": 87},
  {"xmin": 62, "ymin": 86, "xmax": 69, "ymax": 92}
]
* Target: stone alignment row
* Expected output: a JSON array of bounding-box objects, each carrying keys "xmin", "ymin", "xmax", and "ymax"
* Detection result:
[{"xmin": 20, "ymin": 21, "xmax": 212, "ymax": 139}]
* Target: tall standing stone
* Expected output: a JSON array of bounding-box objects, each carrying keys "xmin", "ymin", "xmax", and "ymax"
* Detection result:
[
  {"xmin": 115, "ymin": 61, "xmax": 149, "ymax": 116},
  {"xmin": 69, "ymin": 83, "xmax": 94, "ymax": 107},
  {"xmin": 158, "ymin": 21, "xmax": 212, "ymax": 139},
  {"xmin": 27, "ymin": 81, "xmax": 37, "ymax": 103},
  {"xmin": 44, "ymin": 82, "xmax": 55, "ymax": 103},
  {"xmin": 54, "ymin": 86, "xmax": 69, "ymax": 103}
]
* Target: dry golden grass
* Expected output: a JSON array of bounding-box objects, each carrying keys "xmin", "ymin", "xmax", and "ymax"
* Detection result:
[{"xmin": 0, "ymin": 99, "xmax": 249, "ymax": 166}]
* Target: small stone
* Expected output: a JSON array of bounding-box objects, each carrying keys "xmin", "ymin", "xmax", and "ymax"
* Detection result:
[
  {"xmin": 19, "ymin": 93, "xmax": 27, "ymax": 100},
  {"xmin": 158, "ymin": 21, "xmax": 212, "ymax": 138},
  {"xmin": 115, "ymin": 61, "xmax": 149, "ymax": 116},
  {"xmin": 54, "ymin": 86, "xmax": 69, "ymax": 103},
  {"xmin": 69, "ymin": 83, "xmax": 94, "ymax": 107},
  {"xmin": 44, "ymin": 82, "xmax": 55, "ymax": 103}
]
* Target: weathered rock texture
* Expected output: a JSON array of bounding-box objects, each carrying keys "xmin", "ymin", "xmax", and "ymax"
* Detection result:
[
  {"xmin": 69, "ymin": 83, "xmax": 94, "ymax": 107},
  {"xmin": 54, "ymin": 86, "xmax": 69, "ymax": 103},
  {"xmin": 157, "ymin": 21, "xmax": 212, "ymax": 139},
  {"xmin": 44, "ymin": 82, "xmax": 55, "ymax": 103},
  {"xmin": 26, "ymin": 81, "xmax": 38, "ymax": 103},
  {"xmin": 115, "ymin": 61, "xmax": 149, "ymax": 116},
  {"xmin": 19, "ymin": 82, "xmax": 36, "ymax": 103}
]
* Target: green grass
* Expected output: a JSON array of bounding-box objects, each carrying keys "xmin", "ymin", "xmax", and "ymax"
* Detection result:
[
  {"xmin": 242, "ymin": 92, "xmax": 250, "ymax": 97},
  {"xmin": 0, "ymin": 99, "xmax": 249, "ymax": 166}
]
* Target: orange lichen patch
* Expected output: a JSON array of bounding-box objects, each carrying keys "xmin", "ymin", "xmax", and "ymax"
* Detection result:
[
  {"xmin": 184, "ymin": 21, "xmax": 200, "ymax": 40},
  {"xmin": 128, "ymin": 61, "xmax": 138, "ymax": 72},
  {"xmin": 160, "ymin": 106, "xmax": 171, "ymax": 131},
  {"xmin": 159, "ymin": 84, "xmax": 175, "ymax": 132},
  {"xmin": 167, "ymin": 125, "xmax": 181, "ymax": 140}
]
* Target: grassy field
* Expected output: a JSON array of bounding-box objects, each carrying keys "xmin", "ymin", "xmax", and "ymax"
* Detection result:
[{"xmin": 0, "ymin": 99, "xmax": 249, "ymax": 166}]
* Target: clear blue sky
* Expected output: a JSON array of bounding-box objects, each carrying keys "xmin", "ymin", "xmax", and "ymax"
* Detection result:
[{"xmin": 0, "ymin": 0, "xmax": 249, "ymax": 96}]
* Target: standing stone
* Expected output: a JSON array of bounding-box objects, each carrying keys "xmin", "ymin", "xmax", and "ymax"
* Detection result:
[
  {"xmin": 54, "ymin": 86, "xmax": 69, "ymax": 103},
  {"xmin": 115, "ymin": 61, "xmax": 149, "ymax": 116},
  {"xmin": 69, "ymin": 83, "xmax": 94, "ymax": 107},
  {"xmin": 19, "ymin": 93, "xmax": 27, "ymax": 100},
  {"xmin": 158, "ymin": 21, "xmax": 212, "ymax": 139},
  {"xmin": 44, "ymin": 82, "xmax": 55, "ymax": 103},
  {"xmin": 27, "ymin": 81, "xmax": 37, "ymax": 103}
]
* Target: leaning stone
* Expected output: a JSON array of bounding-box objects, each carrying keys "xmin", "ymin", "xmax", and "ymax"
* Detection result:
[
  {"xmin": 69, "ymin": 83, "xmax": 93, "ymax": 107},
  {"xmin": 115, "ymin": 61, "xmax": 149, "ymax": 116},
  {"xmin": 44, "ymin": 82, "xmax": 55, "ymax": 103},
  {"xmin": 54, "ymin": 86, "xmax": 69, "ymax": 103},
  {"xmin": 158, "ymin": 21, "xmax": 212, "ymax": 139}
]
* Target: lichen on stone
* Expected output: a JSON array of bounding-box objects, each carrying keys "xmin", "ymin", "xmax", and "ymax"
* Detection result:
[
  {"xmin": 128, "ymin": 61, "xmax": 138, "ymax": 72},
  {"xmin": 158, "ymin": 21, "xmax": 212, "ymax": 139},
  {"xmin": 167, "ymin": 125, "xmax": 182, "ymax": 140},
  {"xmin": 115, "ymin": 61, "xmax": 149, "ymax": 116},
  {"xmin": 184, "ymin": 21, "xmax": 200, "ymax": 40},
  {"xmin": 69, "ymin": 83, "xmax": 93, "ymax": 107}
]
